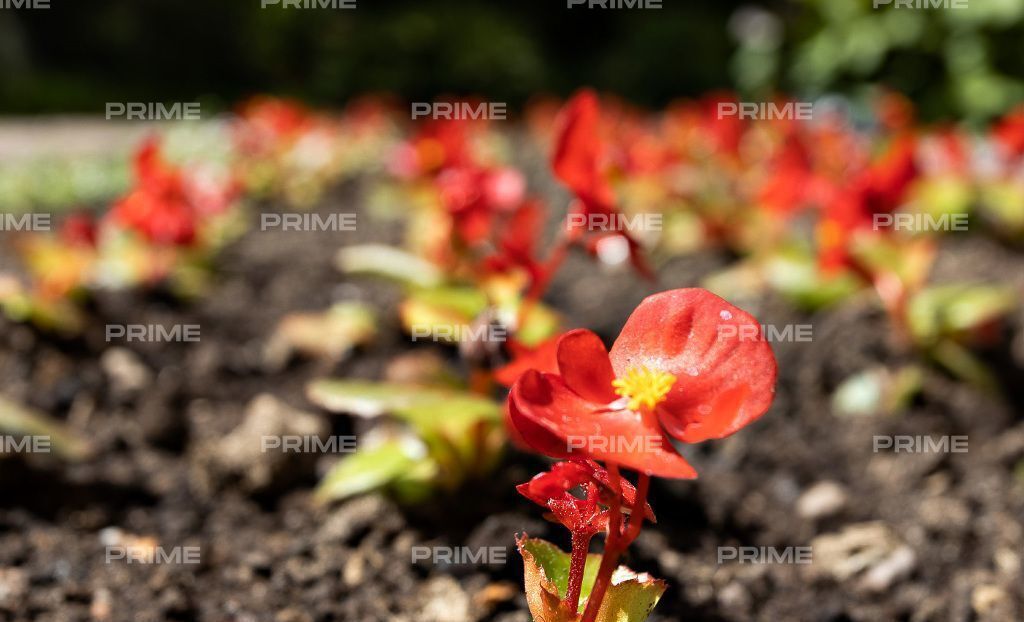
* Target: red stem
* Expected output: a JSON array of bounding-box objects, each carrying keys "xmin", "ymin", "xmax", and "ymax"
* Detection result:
[
  {"xmin": 579, "ymin": 468, "xmax": 652, "ymax": 622},
  {"xmin": 526, "ymin": 231, "xmax": 571, "ymax": 302},
  {"xmin": 620, "ymin": 473, "xmax": 650, "ymax": 548},
  {"xmin": 580, "ymin": 463, "xmax": 625, "ymax": 622},
  {"xmin": 564, "ymin": 530, "xmax": 592, "ymax": 615}
]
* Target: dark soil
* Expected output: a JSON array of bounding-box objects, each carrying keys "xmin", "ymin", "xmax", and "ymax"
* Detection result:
[{"xmin": 0, "ymin": 183, "xmax": 1022, "ymax": 622}]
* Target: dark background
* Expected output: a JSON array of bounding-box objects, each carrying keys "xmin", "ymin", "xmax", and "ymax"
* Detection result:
[{"xmin": 1, "ymin": 0, "xmax": 1023, "ymax": 120}]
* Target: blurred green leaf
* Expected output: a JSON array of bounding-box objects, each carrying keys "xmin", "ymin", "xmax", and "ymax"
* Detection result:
[
  {"xmin": 907, "ymin": 284, "xmax": 1017, "ymax": 343},
  {"xmin": 398, "ymin": 285, "xmax": 488, "ymax": 343},
  {"xmin": 832, "ymin": 366, "xmax": 924, "ymax": 417},
  {"xmin": 306, "ymin": 379, "xmax": 503, "ymax": 493},
  {"xmin": 336, "ymin": 244, "xmax": 443, "ymax": 288},
  {"xmin": 930, "ymin": 339, "xmax": 1001, "ymax": 394},
  {"xmin": 762, "ymin": 248, "xmax": 860, "ymax": 310},
  {"xmin": 0, "ymin": 395, "xmax": 91, "ymax": 460},
  {"xmin": 314, "ymin": 436, "xmax": 436, "ymax": 504}
]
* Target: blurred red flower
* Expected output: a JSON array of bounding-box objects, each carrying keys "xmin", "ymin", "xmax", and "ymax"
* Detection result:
[
  {"xmin": 552, "ymin": 90, "xmax": 653, "ymax": 278},
  {"xmin": 108, "ymin": 138, "xmax": 198, "ymax": 246},
  {"xmin": 817, "ymin": 134, "xmax": 918, "ymax": 273},
  {"xmin": 108, "ymin": 137, "xmax": 240, "ymax": 247}
]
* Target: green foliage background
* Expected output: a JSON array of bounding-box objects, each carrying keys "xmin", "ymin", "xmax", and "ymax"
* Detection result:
[{"xmin": 0, "ymin": 0, "xmax": 1022, "ymax": 120}]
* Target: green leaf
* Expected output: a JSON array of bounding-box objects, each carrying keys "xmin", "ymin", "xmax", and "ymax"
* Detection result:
[
  {"xmin": 981, "ymin": 180, "xmax": 1024, "ymax": 234},
  {"xmin": 930, "ymin": 339, "xmax": 1000, "ymax": 394},
  {"xmin": 762, "ymin": 248, "xmax": 860, "ymax": 310},
  {"xmin": 520, "ymin": 537, "xmax": 602, "ymax": 606},
  {"xmin": 306, "ymin": 380, "xmax": 499, "ymax": 425},
  {"xmin": 911, "ymin": 178, "xmax": 973, "ymax": 222},
  {"xmin": 832, "ymin": 366, "xmax": 923, "ymax": 417},
  {"xmin": 513, "ymin": 302, "xmax": 562, "ymax": 347},
  {"xmin": 0, "ymin": 395, "xmax": 91, "ymax": 460},
  {"xmin": 518, "ymin": 537, "xmax": 666, "ymax": 622},
  {"xmin": 908, "ymin": 284, "xmax": 1017, "ymax": 343},
  {"xmin": 336, "ymin": 244, "xmax": 443, "ymax": 288},
  {"xmin": 314, "ymin": 437, "xmax": 436, "ymax": 504},
  {"xmin": 306, "ymin": 379, "xmax": 503, "ymax": 488},
  {"xmin": 399, "ymin": 286, "xmax": 488, "ymax": 343}
]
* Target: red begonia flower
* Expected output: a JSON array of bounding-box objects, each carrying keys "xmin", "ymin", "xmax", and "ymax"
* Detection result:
[
  {"xmin": 108, "ymin": 138, "xmax": 198, "ymax": 246},
  {"xmin": 436, "ymin": 166, "xmax": 526, "ymax": 245},
  {"xmin": 994, "ymin": 106, "xmax": 1024, "ymax": 158},
  {"xmin": 59, "ymin": 213, "xmax": 97, "ymax": 247},
  {"xmin": 516, "ymin": 461, "xmax": 654, "ymax": 536},
  {"xmin": 552, "ymin": 90, "xmax": 616, "ymax": 213},
  {"xmin": 237, "ymin": 96, "xmax": 313, "ymax": 142},
  {"xmin": 816, "ymin": 134, "xmax": 918, "ymax": 274},
  {"xmin": 508, "ymin": 289, "xmax": 777, "ymax": 479},
  {"xmin": 551, "ymin": 90, "xmax": 652, "ymax": 278},
  {"xmin": 482, "ymin": 199, "xmax": 546, "ymax": 284},
  {"xmin": 757, "ymin": 135, "xmax": 814, "ymax": 216}
]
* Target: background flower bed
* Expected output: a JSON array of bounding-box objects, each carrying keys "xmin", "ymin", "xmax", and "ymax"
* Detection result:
[
  {"xmin": 0, "ymin": 111, "xmax": 1022, "ymax": 619},
  {"xmin": 2, "ymin": 1, "xmax": 1024, "ymax": 620}
]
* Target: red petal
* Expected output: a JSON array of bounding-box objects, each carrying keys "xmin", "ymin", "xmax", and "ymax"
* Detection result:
[
  {"xmin": 556, "ymin": 329, "xmax": 617, "ymax": 404},
  {"xmin": 609, "ymin": 289, "xmax": 777, "ymax": 443},
  {"xmin": 551, "ymin": 90, "xmax": 616, "ymax": 209},
  {"xmin": 508, "ymin": 371, "xmax": 573, "ymax": 459},
  {"xmin": 510, "ymin": 371, "xmax": 697, "ymax": 479},
  {"xmin": 494, "ymin": 335, "xmax": 561, "ymax": 388}
]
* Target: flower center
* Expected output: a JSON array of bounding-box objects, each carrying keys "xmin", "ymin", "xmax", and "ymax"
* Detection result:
[{"xmin": 611, "ymin": 366, "xmax": 676, "ymax": 412}]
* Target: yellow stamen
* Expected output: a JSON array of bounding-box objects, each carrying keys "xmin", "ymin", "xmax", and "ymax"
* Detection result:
[{"xmin": 611, "ymin": 366, "xmax": 676, "ymax": 412}]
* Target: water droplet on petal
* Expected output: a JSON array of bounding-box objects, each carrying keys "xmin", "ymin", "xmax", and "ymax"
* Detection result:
[{"xmin": 719, "ymin": 310, "xmax": 732, "ymax": 320}]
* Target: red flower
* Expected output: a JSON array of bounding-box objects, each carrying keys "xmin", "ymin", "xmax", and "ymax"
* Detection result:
[
  {"xmin": 390, "ymin": 118, "xmax": 476, "ymax": 178},
  {"xmin": 482, "ymin": 199, "xmax": 547, "ymax": 284},
  {"xmin": 59, "ymin": 213, "xmax": 97, "ymax": 247},
  {"xmin": 108, "ymin": 138, "xmax": 197, "ymax": 246},
  {"xmin": 552, "ymin": 90, "xmax": 653, "ymax": 278},
  {"xmin": 552, "ymin": 90, "xmax": 617, "ymax": 214},
  {"xmin": 757, "ymin": 134, "xmax": 815, "ymax": 216},
  {"xmin": 508, "ymin": 289, "xmax": 777, "ymax": 479},
  {"xmin": 993, "ymin": 106, "xmax": 1024, "ymax": 158},
  {"xmin": 817, "ymin": 134, "xmax": 918, "ymax": 273},
  {"xmin": 517, "ymin": 461, "xmax": 654, "ymax": 536},
  {"xmin": 495, "ymin": 334, "xmax": 561, "ymax": 388},
  {"xmin": 235, "ymin": 96, "xmax": 314, "ymax": 152},
  {"xmin": 436, "ymin": 165, "xmax": 525, "ymax": 245}
]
